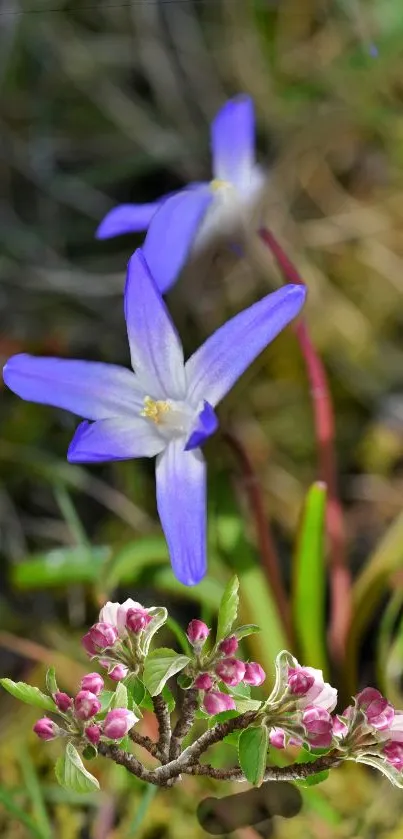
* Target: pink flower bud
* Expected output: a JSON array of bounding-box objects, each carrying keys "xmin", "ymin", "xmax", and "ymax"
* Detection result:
[
  {"xmin": 193, "ymin": 673, "xmax": 214, "ymax": 691},
  {"xmin": 80, "ymin": 673, "xmax": 104, "ymax": 696},
  {"xmin": 89, "ymin": 622, "xmax": 118, "ymax": 651},
  {"xmin": 215, "ymin": 657, "xmax": 246, "ymax": 687},
  {"xmin": 103, "ymin": 708, "xmax": 137, "ymax": 739},
  {"xmin": 333, "ymin": 715, "xmax": 349, "ymax": 738},
  {"xmin": 82, "ymin": 632, "xmax": 97, "ymax": 656},
  {"xmin": 203, "ymin": 691, "xmax": 236, "ymax": 715},
  {"xmin": 33, "ymin": 717, "xmax": 58, "ymax": 741},
  {"xmin": 74, "ymin": 690, "xmax": 101, "ymax": 721},
  {"xmin": 382, "ymin": 741, "xmax": 403, "ymax": 771},
  {"xmin": 108, "ymin": 664, "xmax": 129, "ymax": 682},
  {"xmin": 288, "ymin": 668, "xmax": 315, "ymax": 696},
  {"xmin": 85, "ymin": 724, "xmax": 101, "ymax": 746},
  {"xmin": 54, "ymin": 691, "xmax": 73, "ymax": 713},
  {"xmin": 243, "ymin": 662, "xmax": 266, "ymax": 687},
  {"xmin": 219, "ymin": 636, "xmax": 239, "ymax": 655},
  {"xmin": 187, "ymin": 619, "xmax": 210, "ymax": 645},
  {"xmin": 126, "ymin": 608, "xmax": 153, "ymax": 634},
  {"xmin": 302, "ymin": 706, "xmax": 333, "ymax": 748},
  {"xmin": 356, "ymin": 687, "xmax": 395, "ymax": 731},
  {"xmin": 269, "ymin": 728, "xmax": 286, "ymax": 749}
]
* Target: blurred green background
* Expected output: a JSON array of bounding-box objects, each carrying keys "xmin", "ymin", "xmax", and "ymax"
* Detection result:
[{"xmin": 2, "ymin": 0, "xmax": 403, "ymax": 836}]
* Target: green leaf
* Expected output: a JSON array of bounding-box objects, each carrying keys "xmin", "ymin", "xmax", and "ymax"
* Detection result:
[
  {"xmin": 96, "ymin": 690, "xmax": 114, "ymax": 716},
  {"xmin": 292, "ymin": 482, "xmax": 328, "ymax": 675},
  {"xmin": 238, "ymin": 725, "xmax": 268, "ymax": 786},
  {"xmin": 45, "ymin": 667, "xmax": 58, "ymax": 698},
  {"xmin": 0, "ymin": 785, "xmax": 45, "ymax": 839},
  {"xmin": 216, "ymin": 576, "xmax": 239, "ymax": 642},
  {"xmin": 234, "ymin": 698, "xmax": 262, "ymax": 713},
  {"xmin": 295, "ymin": 770, "xmax": 330, "ymax": 788},
  {"xmin": 11, "ymin": 546, "xmax": 110, "ymax": 589},
  {"xmin": 110, "ymin": 682, "xmax": 128, "ymax": 710},
  {"xmin": 233, "ymin": 624, "xmax": 260, "ymax": 640},
  {"xmin": 124, "ymin": 676, "xmax": 146, "ymax": 707},
  {"xmin": 207, "ymin": 709, "xmax": 239, "ymax": 727},
  {"xmin": 0, "ymin": 679, "xmax": 56, "ymax": 712},
  {"xmin": 55, "ymin": 743, "xmax": 100, "ymax": 793},
  {"xmin": 82, "ymin": 745, "xmax": 97, "ymax": 761},
  {"xmin": 141, "ymin": 607, "xmax": 168, "ymax": 656},
  {"xmin": 177, "ymin": 674, "xmax": 193, "ymax": 690},
  {"xmin": 142, "ymin": 648, "xmax": 190, "ymax": 696}
]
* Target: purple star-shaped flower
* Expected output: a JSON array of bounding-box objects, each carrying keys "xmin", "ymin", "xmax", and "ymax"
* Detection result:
[
  {"xmin": 3, "ymin": 202, "xmax": 306, "ymax": 586},
  {"xmin": 96, "ymin": 95, "xmax": 265, "ymax": 291}
]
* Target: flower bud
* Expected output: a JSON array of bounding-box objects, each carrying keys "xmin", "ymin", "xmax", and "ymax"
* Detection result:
[
  {"xmin": 74, "ymin": 690, "xmax": 101, "ymax": 721},
  {"xmin": 33, "ymin": 717, "xmax": 58, "ymax": 741},
  {"xmin": 219, "ymin": 636, "xmax": 239, "ymax": 655},
  {"xmin": 85, "ymin": 724, "xmax": 101, "ymax": 746},
  {"xmin": 54, "ymin": 691, "xmax": 73, "ymax": 713},
  {"xmin": 333, "ymin": 715, "xmax": 349, "ymax": 738},
  {"xmin": 269, "ymin": 728, "xmax": 286, "ymax": 749},
  {"xmin": 215, "ymin": 657, "xmax": 246, "ymax": 687},
  {"xmin": 288, "ymin": 668, "xmax": 315, "ymax": 696},
  {"xmin": 303, "ymin": 706, "xmax": 333, "ymax": 748},
  {"xmin": 126, "ymin": 607, "xmax": 153, "ymax": 634},
  {"xmin": 382, "ymin": 741, "xmax": 403, "ymax": 771},
  {"xmin": 108, "ymin": 664, "xmax": 129, "ymax": 682},
  {"xmin": 356, "ymin": 687, "xmax": 394, "ymax": 731},
  {"xmin": 187, "ymin": 619, "xmax": 210, "ymax": 645},
  {"xmin": 88, "ymin": 622, "xmax": 118, "ymax": 651},
  {"xmin": 103, "ymin": 708, "xmax": 137, "ymax": 739},
  {"xmin": 193, "ymin": 673, "xmax": 214, "ymax": 691},
  {"xmin": 203, "ymin": 691, "xmax": 236, "ymax": 715},
  {"xmin": 243, "ymin": 662, "xmax": 266, "ymax": 686},
  {"xmin": 80, "ymin": 673, "xmax": 104, "ymax": 696}
]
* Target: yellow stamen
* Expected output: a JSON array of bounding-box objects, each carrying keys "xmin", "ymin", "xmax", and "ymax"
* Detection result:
[
  {"xmin": 210, "ymin": 178, "xmax": 230, "ymax": 192},
  {"xmin": 140, "ymin": 396, "xmax": 171, "ymax": 425}
]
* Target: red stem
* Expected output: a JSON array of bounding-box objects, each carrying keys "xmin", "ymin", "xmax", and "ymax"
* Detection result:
[{"xmin": 259, "ymin": 227, "xmax": 351, "ymax": 663}]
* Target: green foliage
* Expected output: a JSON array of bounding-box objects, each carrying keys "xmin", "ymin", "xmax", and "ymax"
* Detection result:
[
  {"xmin": 0, "ymin": 679, "xmax": 56, "ymax": 713},
  {"xmin": 142, "ymin": 648, "xmax": 190, "ymax": 696},
  {"xmin": 216, "ymin": 576, "xmax": 239, "ymax": 642},
  {"xmin": 238, "ymin": 725, "xmax": 269, "ymax": 786},
  {"xmin": 55, "ymin": 743, "xmax": 100, "ymax": 793}
]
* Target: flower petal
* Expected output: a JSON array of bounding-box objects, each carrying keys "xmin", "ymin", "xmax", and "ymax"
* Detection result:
[
  {"xmin": 124, "ymin": 250, "xmax": 186, "ymax": 399},
  {"xmin": 185, "ymin": 401, "xmax": 218, "ymax": 451},
  {"xmin": 3, "ymin": 354, "xmax": 143, "ymax": 420},
  {"xmin": 211, "ymin": 95, "xmax": 256, "ymax": 189},
  {"xmin": 156, "ymin": 439, "xmax": 206, "ymax": 585},
  {"xmin": 186, "ymin": 284, "xmax": 307, "ymax": 408},
  {"xmin": 95, "ymin": 203, "xmax": 160, "ymax": 239},
  {"xmin": 67, "ymin": 417, "xmax": 165, "ymax": 463},
  {"xmin": 143, "ymin": 188, "xmax": 212, "ymax": 293}
]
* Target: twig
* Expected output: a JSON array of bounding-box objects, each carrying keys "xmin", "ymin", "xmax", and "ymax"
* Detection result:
[
  {"xmin": 169, "ymin": 688, "xmax": 199, "ymax": 760},
  {"xmin": 186, "ymin": 753, "xmax": 341, "ymax": 781},
  {"xmin": 259, "ymin": 227, "xmax": 351, "ymax": 663},
  {"xmin": 129, "ymin": 729, "xmax": 161, "ymax": 761},
  {"xmin": 152, "ymin": 694, "xmax": 172, "ymax": 763},
  {"xmin": 223, "ymin": 430, "xmax": 293, "ymax": 644}
]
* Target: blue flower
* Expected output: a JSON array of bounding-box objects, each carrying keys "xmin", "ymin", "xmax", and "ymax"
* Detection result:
[
  {"xmin": 3, "ymin": 211, "xmax": 306, "ymax": 587},
  {"xmin": 96, "ymin": 95, "xmax": 265, "ymax": 284}
]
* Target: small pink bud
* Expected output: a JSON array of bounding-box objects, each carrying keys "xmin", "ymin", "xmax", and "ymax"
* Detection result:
[
  {"xmin": 103, "ymin": 708, "xmax": 137, "ymax": 739},
  {"xmin": 85, "ymin": 724, "xmax": 101, "ymax": 746},
  {"xmin": 74, "ymin": 690, "xmax": 101, "ymax": 721},
  {"xmin": 382, "ymin": 741, "xmax": 403, "ymax": 771},
  {"xmin": 215, "ymin": 657, "xmax": 246, "ymax": 687},
  {"xmin": 269, "ymin": 728, "xmax": 286, "ymax": 749},
  {"xmin": 356, "ymin": 687, "xmax": 395, "ymax": 731},
  {"xmin": 126, "ymin": 607, "xmax": 152, "ymax": 634},
  {"xmin": 54, "ymin": 691, "xmax": 73, "ymax": 713},
  {"xmin": 203, "ymin": 691, "xmax": 236, "ymax": 715},
  {"xmin": 80, "ymin": 673, "xmax": 104, "ymax": 696},
  {"xmin": 193, "ymin": 673, "xmax": 214, "ymax": 691},
  {"xmin": 333, "ymin": 715, "xmax": 349, "ymax": 738},
  {"xmin": 303, "ymin": 706, "xmax": 333, "ymax": 748},
  {"xmin": 219, "ymin": 636, "xmax": 239, "ymax": 655},
  {"xmin": 33, "ymin": 717, "xmax": 58, "ymax": 741},
  {"xmin": 288, "ymin": 668, "xmax": 315, "ymax": 696},
  {"xmin": 243, "ymin": 662, "xmax": 266, "ymax": 686},
  {"xmin": 82, "ymin": 632, "xmax": 97, "ymax": 656},
  {"xmin": 108, "ymin": 664, "xmax": 129, "ymax": 682},
  {"xmin": 187, "ymin": 619, "xmax": 210, "ymax": 645},
  {"xmin": 89, "ymin": 622, "xmax": 118, "ymax": 651}
]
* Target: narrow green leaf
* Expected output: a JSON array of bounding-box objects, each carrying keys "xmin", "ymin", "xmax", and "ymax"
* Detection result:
[
  {"xmin": 216, "ymin": 576, "xmax": 239, "ymax": 642},
  {"xmin": 292, "ymin": 482, "xmax": 328, "ymax": 675},
  {"xmin": 45, "ymin": 667, "xmax": 58, "ymax": 698},
  {"xmin": 0, "ymin": 785, "xmax": 45, "ymax": 839},
  {"xmin": 0, "ymin": 679, "xmax": 56, "ymax": 712},
  {"xmin": 238, "ymin": 725, "xmax": 268, "ymax": 786},
  {"xmin": 18, "ymin": 746, "xmax": 52, "ymax": 839},
  {"xmin": 233, "ymin": 624, "xmax": 260, "ymax": 640},
  {"xmin": 141, "ymin": 607, "xmax": 168, "ymax": 656},
  {"xmin": 142, "ymin": 648, "xmax": 190, "ymax": 696},
  {"xmin": 55, "ymin": 743, "xmax": 100, "ymax": 793},
  {"xmin": 11, "ymin": 546, "xmax": 110, "ymax": 589}
]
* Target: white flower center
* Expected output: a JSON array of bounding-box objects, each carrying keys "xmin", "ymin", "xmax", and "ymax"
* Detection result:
[{"xmin": 140, "ymin": 395, "xmax": 196, "ymax": 440}]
